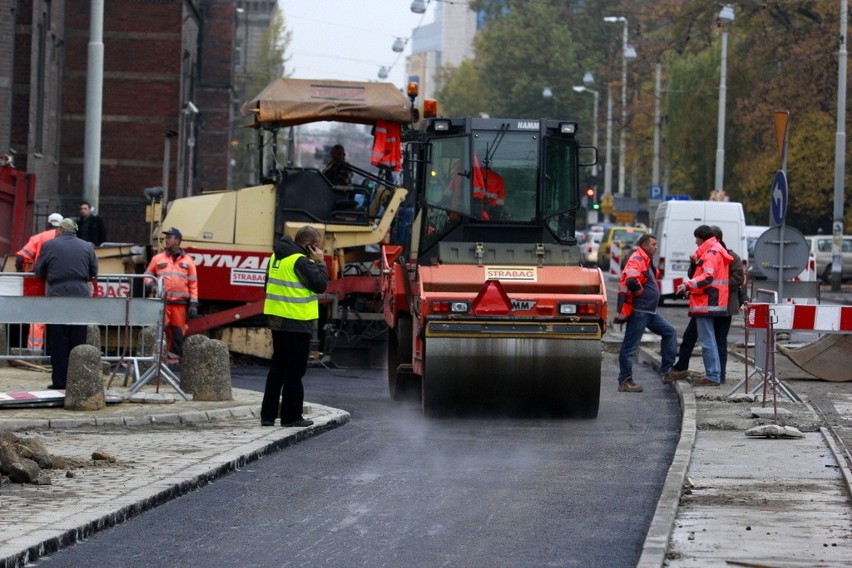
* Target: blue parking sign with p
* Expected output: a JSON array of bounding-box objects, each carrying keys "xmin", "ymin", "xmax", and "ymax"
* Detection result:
[{"xmin": 648, "ymin": 185, "xmax": 663, "ymax": 200}]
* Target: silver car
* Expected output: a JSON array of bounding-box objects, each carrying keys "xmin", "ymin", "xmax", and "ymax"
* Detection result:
[{"xmin": 805, "ymin": 235, "xmax": 852, "ymax": 283}]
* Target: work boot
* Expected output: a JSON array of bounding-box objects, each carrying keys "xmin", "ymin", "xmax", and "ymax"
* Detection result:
[
  {"xmin": 692, "ymin": 377, "xmax": 720, "ymax": 386},
  {"xmin": 662, "ymin": 369, "xmax": 689, "ymax": 384},
  {"xmin": 618, "ymin": 379, "xmax": 644, "ymax": 392}
]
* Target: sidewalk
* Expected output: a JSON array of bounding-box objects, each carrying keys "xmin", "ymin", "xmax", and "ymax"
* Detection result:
[
  {"xmin": 0, "ymin": 366, "xmax": 349, "ymax": 568},
  {"xmin": 616, "ymin": 333, "xmax": 852, "ymax": 567}
]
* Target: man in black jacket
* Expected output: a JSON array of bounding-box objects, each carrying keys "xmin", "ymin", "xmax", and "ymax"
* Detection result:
[
  {"xmin": 77, "ymin": 201, "xmax": 107, "ymax": 246},
  {"xmin": 34, "ymin": 218, "xmax": 99, "ymax": 389},
  {"xmin": 260, "ymin": 226, "xmax": 328, "ymax": 427}
]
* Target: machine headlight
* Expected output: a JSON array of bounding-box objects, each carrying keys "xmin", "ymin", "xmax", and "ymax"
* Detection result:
[
  {"xmin": 558, "ymin": 303, "xmax": 578, "ymax": 315},
  {"xmin": 559, "ymin": 122, "xmax": 577, "ymax": 134},
  {"xmin": 431, "ymin": 300, "xmax": 470, "ymax": 313},
  {"xmin": 559, "ymin": 303, "xmax": 599, "ymax": 316}
]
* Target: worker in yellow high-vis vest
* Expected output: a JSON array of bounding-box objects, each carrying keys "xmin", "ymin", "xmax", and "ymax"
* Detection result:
[{"xmin": 261, "ymin": 226, "xmax": 328, "ymax": 428}]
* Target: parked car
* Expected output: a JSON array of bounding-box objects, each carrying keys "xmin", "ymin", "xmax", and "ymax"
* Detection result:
[
  {"xmin": 746, "ymin": 225, "xmax": 770, "ymax": 265},
  {"xmin": 805, "ymin": 234, "xmax": 852, "ymax": 283},
  {"xmin": 581, "ymin": 230, "xmax": 604, "ymax": 267},
  {"xmin": 598, "ymin": 225, "xmax": 649, "ymax": 271}
]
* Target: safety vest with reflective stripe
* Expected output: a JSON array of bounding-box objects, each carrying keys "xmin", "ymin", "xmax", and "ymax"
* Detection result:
[
  {"xmin": 616, "ymin": 245, "xmax": 655, "ymax": 319},
  {"xmin": 685, "ymin": 237, "xmax": 733, "ymax": 316},
  {"xmin": 370, "ymin": 120, "xmax": 402, "ymax": 171},
  {"xmin": 144, "ymin": 249, "xmax": 198, "ymax": 304},
  {"xmin": 263, "ymin": 253, "xmax": 318, "ymax": 321},
  {"xmin": 16, "ymin": 229, "xmax": 57, "ymax": 268}
]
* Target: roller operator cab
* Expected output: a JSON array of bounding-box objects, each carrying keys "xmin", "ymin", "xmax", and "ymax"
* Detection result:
[{"xmin": 382, "ymin": 117, "xmax": 607, "ymax": 417}]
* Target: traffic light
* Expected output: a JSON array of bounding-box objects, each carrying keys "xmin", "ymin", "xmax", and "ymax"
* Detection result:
[{"xmin": 585, "ymin": 187, "xmax": 600, "ymax": 210}]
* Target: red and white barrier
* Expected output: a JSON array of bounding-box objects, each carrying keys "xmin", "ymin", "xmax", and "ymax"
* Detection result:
[
  {"xmin": 609, "ymin": 242, "xmax": 622, "ymax": 278},
  {"xmin": 785, "ymin": 252, "xmax": 819, "ymax": 305},
  {"xmin": 793, "ymin": 252, "xmax": 817, "ymax": 282},
  {"xmin": 744, "ymin": 303, "xmax": 852, "ymax": 332}
]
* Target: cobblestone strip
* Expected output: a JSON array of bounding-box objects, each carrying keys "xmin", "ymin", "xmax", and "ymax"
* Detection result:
[{"xmin": 0, "ymin": 405, "xmax": 350, "ymax": 568}]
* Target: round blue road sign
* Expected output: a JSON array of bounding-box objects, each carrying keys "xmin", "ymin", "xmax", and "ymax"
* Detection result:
[{"xmin": 770, "ymin": 170, "xmax": 788, "ymax": 226}]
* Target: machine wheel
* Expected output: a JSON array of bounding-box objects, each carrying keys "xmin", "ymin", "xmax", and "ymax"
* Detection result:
[
  {"xmin": 570, "ymin": 374, "xmax": 601, "ymax": 419},
  {"xmin": 421, "ymin": 335, "xmax": 602, "ymax": 418},
  {"xmin": 387, "ymin": 314, "xmax": 420, "ymax": 400}
]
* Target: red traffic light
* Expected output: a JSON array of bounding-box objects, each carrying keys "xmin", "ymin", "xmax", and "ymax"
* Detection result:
[{"xmin": 585, "ymin": 187, "xmax": 595, "ymax": 198}]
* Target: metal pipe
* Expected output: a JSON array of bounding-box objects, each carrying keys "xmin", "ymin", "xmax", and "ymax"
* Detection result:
[
  {"xmin": 832, "ymin": 0, "xmax": 848, "ymax": 292},
  {"xmin": 604, "ymin": 85, "xmax": 613, "ymax": 222},
  {"xmin": 653, "ymin": 62, "xmax": 661, "ymax": 190},
  {"xmin": 714, "ymin": 30, "xmax": 729, "ymax": 194},
  {"xmin": 82, "ymin": 0, "xmax": 105, "ymax": 211}
]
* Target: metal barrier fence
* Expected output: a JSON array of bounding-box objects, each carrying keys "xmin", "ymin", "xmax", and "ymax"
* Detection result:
[
  {"xmin": 0, "ymin": 273, "xmax": 173, "ymax": 376},
  {"xmin": 1, "ymin": 272, "xmax": 161, "ymax": 360},
  {"xmin": 0, "ymin": 272, "xmax": 190, "ymax": 397}
]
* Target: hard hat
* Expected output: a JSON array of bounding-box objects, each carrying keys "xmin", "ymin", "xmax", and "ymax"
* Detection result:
[{"xmin": 48, "ymin": 213, "xmax": 63, "ymax": 227}]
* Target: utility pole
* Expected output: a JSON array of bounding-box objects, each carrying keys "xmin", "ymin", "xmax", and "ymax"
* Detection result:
[
  {"xmin": 83, "ymin": 0, "xmax": 105, "ymax": 211},
  {"xmin": 832, "ymin": 0, "xmax": 848, "ymax": 292}
]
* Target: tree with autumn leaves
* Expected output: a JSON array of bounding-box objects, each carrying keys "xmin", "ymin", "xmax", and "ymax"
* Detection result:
[{"xmin": 437, "ymin": 0, "xmax": 850, "ymax": 233}]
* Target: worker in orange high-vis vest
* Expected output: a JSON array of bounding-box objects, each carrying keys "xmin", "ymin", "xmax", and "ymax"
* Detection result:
[
  {"xmin": 15, "ymin": 212, "xmax": 63, "ymax": 351},
  {"xmin": 15, "ymin": 213, "xmax": 63, "ymax": 272},
  {"xmin": 143, "ymin": 227, "xmax": 198, "ymax": 358}
]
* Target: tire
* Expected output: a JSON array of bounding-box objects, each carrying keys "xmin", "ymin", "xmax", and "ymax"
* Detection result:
[
  {"xmin": 821, "ymin": 265, "xmax": 832, "ymax": 284},
  {"xmin": 572, "ymin": 378, "xmax": 601, "ymax": 419},
  {"xmin": 387, "ymin": 314, "xmax": 420, "ymax": 400}
]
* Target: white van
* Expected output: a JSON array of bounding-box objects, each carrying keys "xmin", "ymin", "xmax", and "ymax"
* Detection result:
[{"xmin": 653, "ymin": 200, "xmax": 747, "ymax": 302}]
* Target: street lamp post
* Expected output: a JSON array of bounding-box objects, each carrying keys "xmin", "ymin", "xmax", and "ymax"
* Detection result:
[
  {"xmin": 572, "ymin": 85, "xmax": 599, "ymax": 178},
  {"xmin": 832, "ymin": 0, "xmax": 848, "ymax": 291},
  {"xmin": 604, "ymin": 16, "xmax": 637, "ymax": 197},
  {"xmin": 715, "ymin": 5, "xmax": 735, "ymax": 195},
  {"xmin": 604, "ymin": 86, "xmax": 613, "ymax": 200}
]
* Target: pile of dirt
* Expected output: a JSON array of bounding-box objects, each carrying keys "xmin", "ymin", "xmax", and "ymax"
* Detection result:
[{"xmin": 0, "ymin": 431, "xmax": 115, "ymax": 485}]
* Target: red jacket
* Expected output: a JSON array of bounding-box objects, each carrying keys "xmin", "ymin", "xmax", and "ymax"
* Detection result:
[
  {"xmin": 144, "ymin": 249, "xmax": 198, "ymax": 305},
  {"xmin": 616, "ymin": 245, "xmax": 655, "ymax": 319},
  {"xmin": 684, "ymin": 236, "xmax": 733, "ymax": 316}
]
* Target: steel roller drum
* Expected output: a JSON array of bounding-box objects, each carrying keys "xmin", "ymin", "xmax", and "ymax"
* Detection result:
[{"xmin": 422, "ymin": 334, "xmax": 601, "ymax": 417}]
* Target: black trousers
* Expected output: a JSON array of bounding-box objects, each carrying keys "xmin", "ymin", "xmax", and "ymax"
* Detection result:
[
  {"xmin": 46, "ymin": 324, "xmax": 87, "ymax": 388},
  {"xmin": 673, "ymin": 316, "xmax": 733, "ymax": 381},
  {"xmin": 261, "ymin": 330, "xmax": 310, "ymax": 424}
]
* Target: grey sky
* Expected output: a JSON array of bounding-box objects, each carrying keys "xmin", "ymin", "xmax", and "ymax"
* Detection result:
[{"xmin": 278, "ymin": 0, "xmax": 434, "ymax": 87}]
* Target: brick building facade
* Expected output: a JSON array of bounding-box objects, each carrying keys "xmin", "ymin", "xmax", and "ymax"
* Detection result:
[{"xmin": 1, "ymin": 0, "xmax": 278, "ymax": 245}]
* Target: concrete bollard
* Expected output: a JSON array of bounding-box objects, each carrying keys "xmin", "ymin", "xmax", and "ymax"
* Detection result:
[
  {"xmin": 137, "ymin": 326, "xmax": 160, "ymax": 374},
  {"xmin": 86, "ymin": 324, "xmax": 101, "ymax": 352},
  {"xmin": 64, "ymin": 344, "xmax": 105, "ymax": 411},
  {"xmin": 181, "ymin": 335, "xmax": 233, "ymax": 401}
]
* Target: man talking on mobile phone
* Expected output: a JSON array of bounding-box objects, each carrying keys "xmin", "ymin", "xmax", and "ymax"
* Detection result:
[{"xmin": 260, "ymin": 226, "xmax": 328, "ymax": 428}]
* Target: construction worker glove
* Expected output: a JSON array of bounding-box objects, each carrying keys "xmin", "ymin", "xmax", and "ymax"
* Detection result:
[
  {"xmin": 188, "ymin": 303, "xmax": 199, "ymax": 319},
  {"xmin": 15, "ymin": 255, "xmax": 25, "ymax": 272}
]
